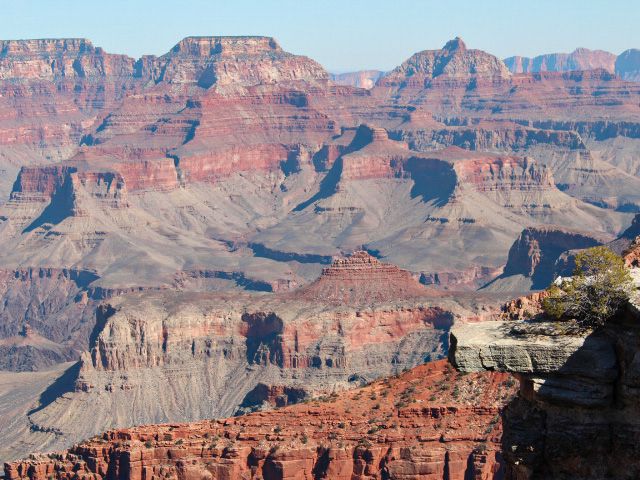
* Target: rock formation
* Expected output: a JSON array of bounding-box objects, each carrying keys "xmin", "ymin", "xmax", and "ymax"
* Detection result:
[
  {"xmin": 483, "ymin": 226, "xmax": 610, "ymax": 291},
  {"xmin": 504, "ymin": 47, "xmax": 640, "ymax": 83},
  {"xmin": 295, "ymin": 250, "xmax": 429, "ymax": 303},
  {"xmin": 616, "ymin": 49, "xmax": 640, "ymax": 82},
  {"xmin": 449, "ymin": 285, "xmax": 640, "ymax": 478},
  {"xmin": 5, "ymin": 360, "xmax": 516, "ymax": 480},
  {"xmin": 504, "ymin": 48, "xmax": 617, "ymax": 75},
  {"xmin": 380, "ymin": 37, "xmax": 511, "ymax": 84},
  {"xmin": 3, "ymin": 33, "xmax": 640, "ymax": 477},
  {"xmin": 0, "ymin": 247, "xmax": 511, "ymax": 464}
]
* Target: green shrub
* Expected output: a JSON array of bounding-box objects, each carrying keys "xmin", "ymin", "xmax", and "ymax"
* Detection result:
[{"xmin": 542, "ymin": 246, "xmax": 633, "ymax": 329}]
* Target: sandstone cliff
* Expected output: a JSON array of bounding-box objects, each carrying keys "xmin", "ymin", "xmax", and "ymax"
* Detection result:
[
  {"xmin": 482, "ymin": 226, "xmax": 610, "ymax": 292},
  {"xmin": 5, "ymin": 360, "xmax": 516, "ymax": 480},
  {"xmin": 0, "ymin": 34, "xmax": 639, "ymax": 373},
  {"xmin": 0, "ymin": 248, "xmax": 513, "ymax": 465}
]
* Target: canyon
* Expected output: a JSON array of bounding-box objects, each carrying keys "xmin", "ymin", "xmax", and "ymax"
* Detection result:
[
  {"xmin": 1, "ymin": 31, "xmax": 640, "ymax": 478},
  {"xmin": 6, "ymin": 360, "xmax": 516, "ymax": 480},
  {"xmin": 0, "ymin": 252, "xmax": 508, "ymax": 465}
]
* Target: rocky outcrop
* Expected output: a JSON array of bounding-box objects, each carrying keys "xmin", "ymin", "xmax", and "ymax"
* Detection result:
[
  {"xmin": 5, "ymin": 360, "xmax": 516, "ymax": 480},
  {"xmin": 504, "ymin": 47, "xmax": 640, "ymax": 83},
  {"xmin": 1, "ymin": 278, "xmax": 505, "ymax": 462},
  {"xmin": 295, "ymin": 250, "xmax": 429, "ymax": 303},
  {"xmin": 484, "ymin": 226, "xmax": 608, "ymax": 291},
  {"xmin": 0, "ymin": 267, "xmax": 168, "ymax": 371},
  {"xmin": 504, "ymin": 48, "xmax": 617, "ymax": 75},
  {"xmin": 0, "ymin": 38, "xmax": 143, "ymax": 201},
  {"xmin": 449, "ymin": 301, "xmax": 640, "ymax": 479},
  {"xmin": 148, "ymin": 36, "xmax": 329, "ymax": 88},
  {"xmin": 376, "ymin": 40, "xmax": 640, "ymax": 121},
  {"xmin": 380, "ymin": 37, "xmax": 511, "ymax": 85},
  {"xmin": 0, "ymin": 38, "xmax": 135, "ymax": 80}
]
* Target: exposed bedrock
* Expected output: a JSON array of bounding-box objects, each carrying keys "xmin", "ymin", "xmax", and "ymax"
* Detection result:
[
  {"xmin": 5, "ymin": 251, "xmax": 503, "ymax": 463},
  {"xmin": 449, "ymin": 304, "xmax": 640, "ymax": 479},
  {"xmin": 483, "ymin": 226, "xmax": 609, "ymax": 291},
  {"xmin": 5, "ymin": 360, "xmax": 517, "ymax": 480}
]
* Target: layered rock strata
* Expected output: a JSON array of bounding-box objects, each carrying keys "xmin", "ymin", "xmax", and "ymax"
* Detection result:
[
  {"xmin": 0, "ymin": 244, "xmax": 513, "ymax": 464},
  {"xmin": 449, "ymin": 297, "xmax": 640, "ymax": 479},
  {"xmin": 295, "ymin": 250, "xmax": 429, "ymax": 303},
  {"xmin": 483, "ymin": 226, "xmax": 609, "ymax": 291},
  {"xmin": 6, "ymin": 360, "xmax": 516, "ymax": 480}
]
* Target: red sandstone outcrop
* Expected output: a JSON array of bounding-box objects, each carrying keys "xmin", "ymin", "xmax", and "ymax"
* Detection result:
[
  {"xmin": 5, "ymin": 360, "xmax": 516, "ymax": 480},
  {"xmin": 2, "ymin": 278, "xmax": 505, "ymax": 461},
  {"xmin": 623, "ymin": 236, "xmax": 640, "ymax": 267},
  {"xmin": 295, "ymin": 250, "xmax": 430, "ymax": 303}
]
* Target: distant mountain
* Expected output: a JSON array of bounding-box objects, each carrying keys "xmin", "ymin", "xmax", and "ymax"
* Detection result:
[
  {"xmin": 330, "ymin": 69, "xmax": 384, "ymax": 88},
  {"xmin": 504, "ymin": 48, "xmax": 616, "ymax": 75},
  {"xmin": 616, "ymin": 49, "xmax": 640, "ymax": 81},
  {"xmin": 505, "ymin": 47, "xmax": 640, "ymax": 81}
]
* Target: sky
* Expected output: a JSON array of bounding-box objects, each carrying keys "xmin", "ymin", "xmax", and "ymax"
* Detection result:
[{"xmin": 3, "ymin": 0, "xmax": 639, "ymax": 72}]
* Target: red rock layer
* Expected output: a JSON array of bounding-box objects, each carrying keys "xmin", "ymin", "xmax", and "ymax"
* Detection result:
[
  {"xmin": 376, "ymin": 40, "xmax": 640, "ymax": 122},
  {"xmin": 5, "ymin": 360, "xmax": 516, "ymax": 480},
  {"xmin": 295, "ymin": 251, "xmax": 430, "ymax": 304},
  {"xmin": 84, "ymin": 291, "xmax": 453, "ymax": 374},
  {"xmin": 0, "ymin": 38, "xmax": 140, "ymax": 152}
]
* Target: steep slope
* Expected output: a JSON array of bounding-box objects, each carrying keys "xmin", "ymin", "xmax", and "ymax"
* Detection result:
[
  {"xmin": 6, "ymin": 360, "xmax": 516, "ymax": 480},
  {"xmin": 482, "ymin": 226, "xmax": 609, "ymax": 292},
  {"xmin": 0, "ymin": 250, "xmax": 511, "ymax": 464},
  {"xmin": 0, "ymin": 39, "xmax": 141, "ymax": 202},
  {"xmin": 294, "ymin": 250, "xmax": 429, "ymax": 303},
  {"xmin": 450, "ymin": 282, "xmax": 640, "ymax": 479}
]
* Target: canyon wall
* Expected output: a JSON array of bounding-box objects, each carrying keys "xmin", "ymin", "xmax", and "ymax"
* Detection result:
[
  {"xmin": 6, "ymin": 360, "xmax": 516, "ymax": 480},
  {"xmin": 450, "ymin": 295, "xmax": 640, "ymax": 479}
]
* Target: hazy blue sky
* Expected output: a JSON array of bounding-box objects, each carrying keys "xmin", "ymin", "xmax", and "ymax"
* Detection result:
[{"xmin": 3, "ymin": 0, "xmax": 639, "ymax": 72}]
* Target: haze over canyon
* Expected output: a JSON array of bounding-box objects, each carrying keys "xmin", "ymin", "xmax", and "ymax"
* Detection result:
[{"xmin": 1, "ymin": 31, "xmax": 640, "ymax": 479}]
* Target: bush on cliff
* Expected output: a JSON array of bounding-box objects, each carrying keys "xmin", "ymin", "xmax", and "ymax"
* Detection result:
[{"xmin": 542, "ymin": 246, "xmax": 634, "ymax": 329}]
